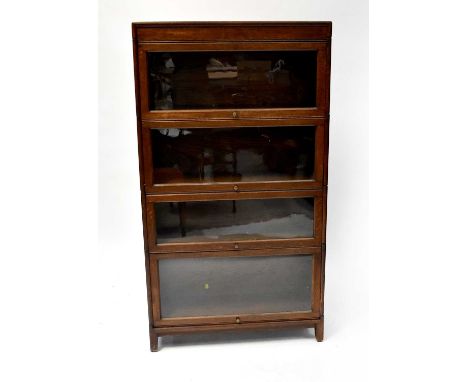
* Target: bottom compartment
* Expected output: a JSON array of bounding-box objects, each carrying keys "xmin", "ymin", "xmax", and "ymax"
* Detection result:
[{"xmin": 150, "ymin": 248, "xmax": 322, "ymax": 327}]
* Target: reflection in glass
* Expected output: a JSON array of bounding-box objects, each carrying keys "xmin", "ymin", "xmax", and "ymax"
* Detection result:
[
  {"xmin": 155, "ymin": 198, "xmax": 314, "ymax": 244},
  {"xmin": 148, "ymin": 51, "xmax": 317, "ymax": 110},
  {"xmin": 152, "ymin": 126, "xmax": 315, "ymax": 184},
  {"xmin": 159, "ymin": 255, "xmax": 313, "ymax": 317}
]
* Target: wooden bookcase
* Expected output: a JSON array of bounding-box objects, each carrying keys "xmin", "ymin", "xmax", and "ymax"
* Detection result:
[{"xmin": 132, "ymin": 22, "xmax": 331, "ymax": 351}]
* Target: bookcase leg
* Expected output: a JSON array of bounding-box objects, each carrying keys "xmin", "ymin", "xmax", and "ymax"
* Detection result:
[
  {"xmin": 150, "ymin": 331, "xmax": 159, "ymax": 352},
  {"xmin": 315, "ymin": 319, "xmax": 324, "ymax": 342}
]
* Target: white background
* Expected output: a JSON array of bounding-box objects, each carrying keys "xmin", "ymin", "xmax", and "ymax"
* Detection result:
[{"xmin": 0, "ymin": 1, "xmax": 467, "ymax": 381}]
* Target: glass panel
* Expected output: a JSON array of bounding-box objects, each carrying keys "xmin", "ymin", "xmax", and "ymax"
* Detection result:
[
  {"xmin": 152, "ymin": 126, "xmax": 315, "ymax": 184},
  {"xmin": 155, "ymin": 198, "xmax": 314, "ymax": 244},
  {"xmin": 148, "ymin": 51, "xmax": 317, "ymax": 110},
  {"xmin": 159, "ymin": 255, "xmax": 313, "ymax": 318}
]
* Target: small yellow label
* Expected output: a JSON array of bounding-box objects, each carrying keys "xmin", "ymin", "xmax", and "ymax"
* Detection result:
[{"xmin": 204, "ymin": 283, "xmax": 209, "ymax": 289}]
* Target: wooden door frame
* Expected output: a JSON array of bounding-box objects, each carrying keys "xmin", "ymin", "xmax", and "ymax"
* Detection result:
[
  {"xmin": 149, "ymin": 247, "xmax": 323, "ymax": 328},
  {"xmin": 145, "ymin": 190, "xmax": 323, "ymax": 253},
  {"xmin": 141, "ymin": 118, "xmax": 327, "ymax": 194},
  {"xmin": 137, "ymin": 40, "xmax": 330, "ymax": 120}
]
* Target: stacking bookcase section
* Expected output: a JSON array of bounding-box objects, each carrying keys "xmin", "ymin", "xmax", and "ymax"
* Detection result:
[
  {"xmin": 133, "ymin": 22, "xmax": 331, "ymax": 351},
  {"xmin": 149, "ymin": 247, "xmax": 323, "ymax": 328},
  {"xmin": 145, "ymin": 190, "xmax": 322, "ymax": 253},
  {"xmin": 135, "ymin": 25, "xmax": 331, "ymax": 121},
  {"xmin": 141, "ymin": 119, "xmax": 325, "ymax": 193}
]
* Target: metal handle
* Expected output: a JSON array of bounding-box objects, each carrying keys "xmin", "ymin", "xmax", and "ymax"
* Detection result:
[
  {"xmin": 236, "ymin": 317, "xmax": 240, "ymax": 324},
  {"xmin": 233, "ymin": 185, "xmax": 239, "ymax": 191},
  {"xmin": 232, "ymin": 111, "xmax": 238, "ymax": 118}
]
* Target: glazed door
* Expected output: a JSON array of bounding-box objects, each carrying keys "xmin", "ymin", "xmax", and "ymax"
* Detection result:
[
  {"xmin": 137, "ymin": 41, "xmax": 330, "ymax": 120},
  {"xmin": 150, "ymin": 248, "xmax": 323, "ymax": 327},
  {"xmin": 145, "ymin": 190, "xmax": 323, "ymax": 253},
  {"xmin": 142, "ymin": 120, "xmax": 325, "ymax": 193}
]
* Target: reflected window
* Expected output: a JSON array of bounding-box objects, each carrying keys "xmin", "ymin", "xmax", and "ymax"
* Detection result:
[{"xmin": 155, "ymin": 198, "xmax": 314, "ymax": 244}]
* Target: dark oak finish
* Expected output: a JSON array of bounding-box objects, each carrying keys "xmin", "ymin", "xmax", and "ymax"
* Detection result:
[{"xmin": 132, "ymin": 21, "xmax": 331, "ymax": 352}]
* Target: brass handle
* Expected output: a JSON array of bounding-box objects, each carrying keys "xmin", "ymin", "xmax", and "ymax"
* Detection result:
[
  {"xmin": 232, "ymin": 111, "xmax": 238, "ymax": 118},
  {"xmin": 234, "ymin": 243, "xmax": 239, "ymax": 249},
  {"xmin": 233, "ymin": 185, "xmax": 239, "ymax": 191},
  {"xmin": 236, "ymin": 317, "xmax": 240, "ymax": 324}
]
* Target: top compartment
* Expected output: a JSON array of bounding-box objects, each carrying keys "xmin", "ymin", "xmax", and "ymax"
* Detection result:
[{"xmin": 134, "ymin": 23, "xmax": 331, "ymax": 121}]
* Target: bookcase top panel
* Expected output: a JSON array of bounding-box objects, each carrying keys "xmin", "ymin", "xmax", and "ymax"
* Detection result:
[{"xmin": 133, "ymin": 22, "xmax": 332, "ymax": 42}]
